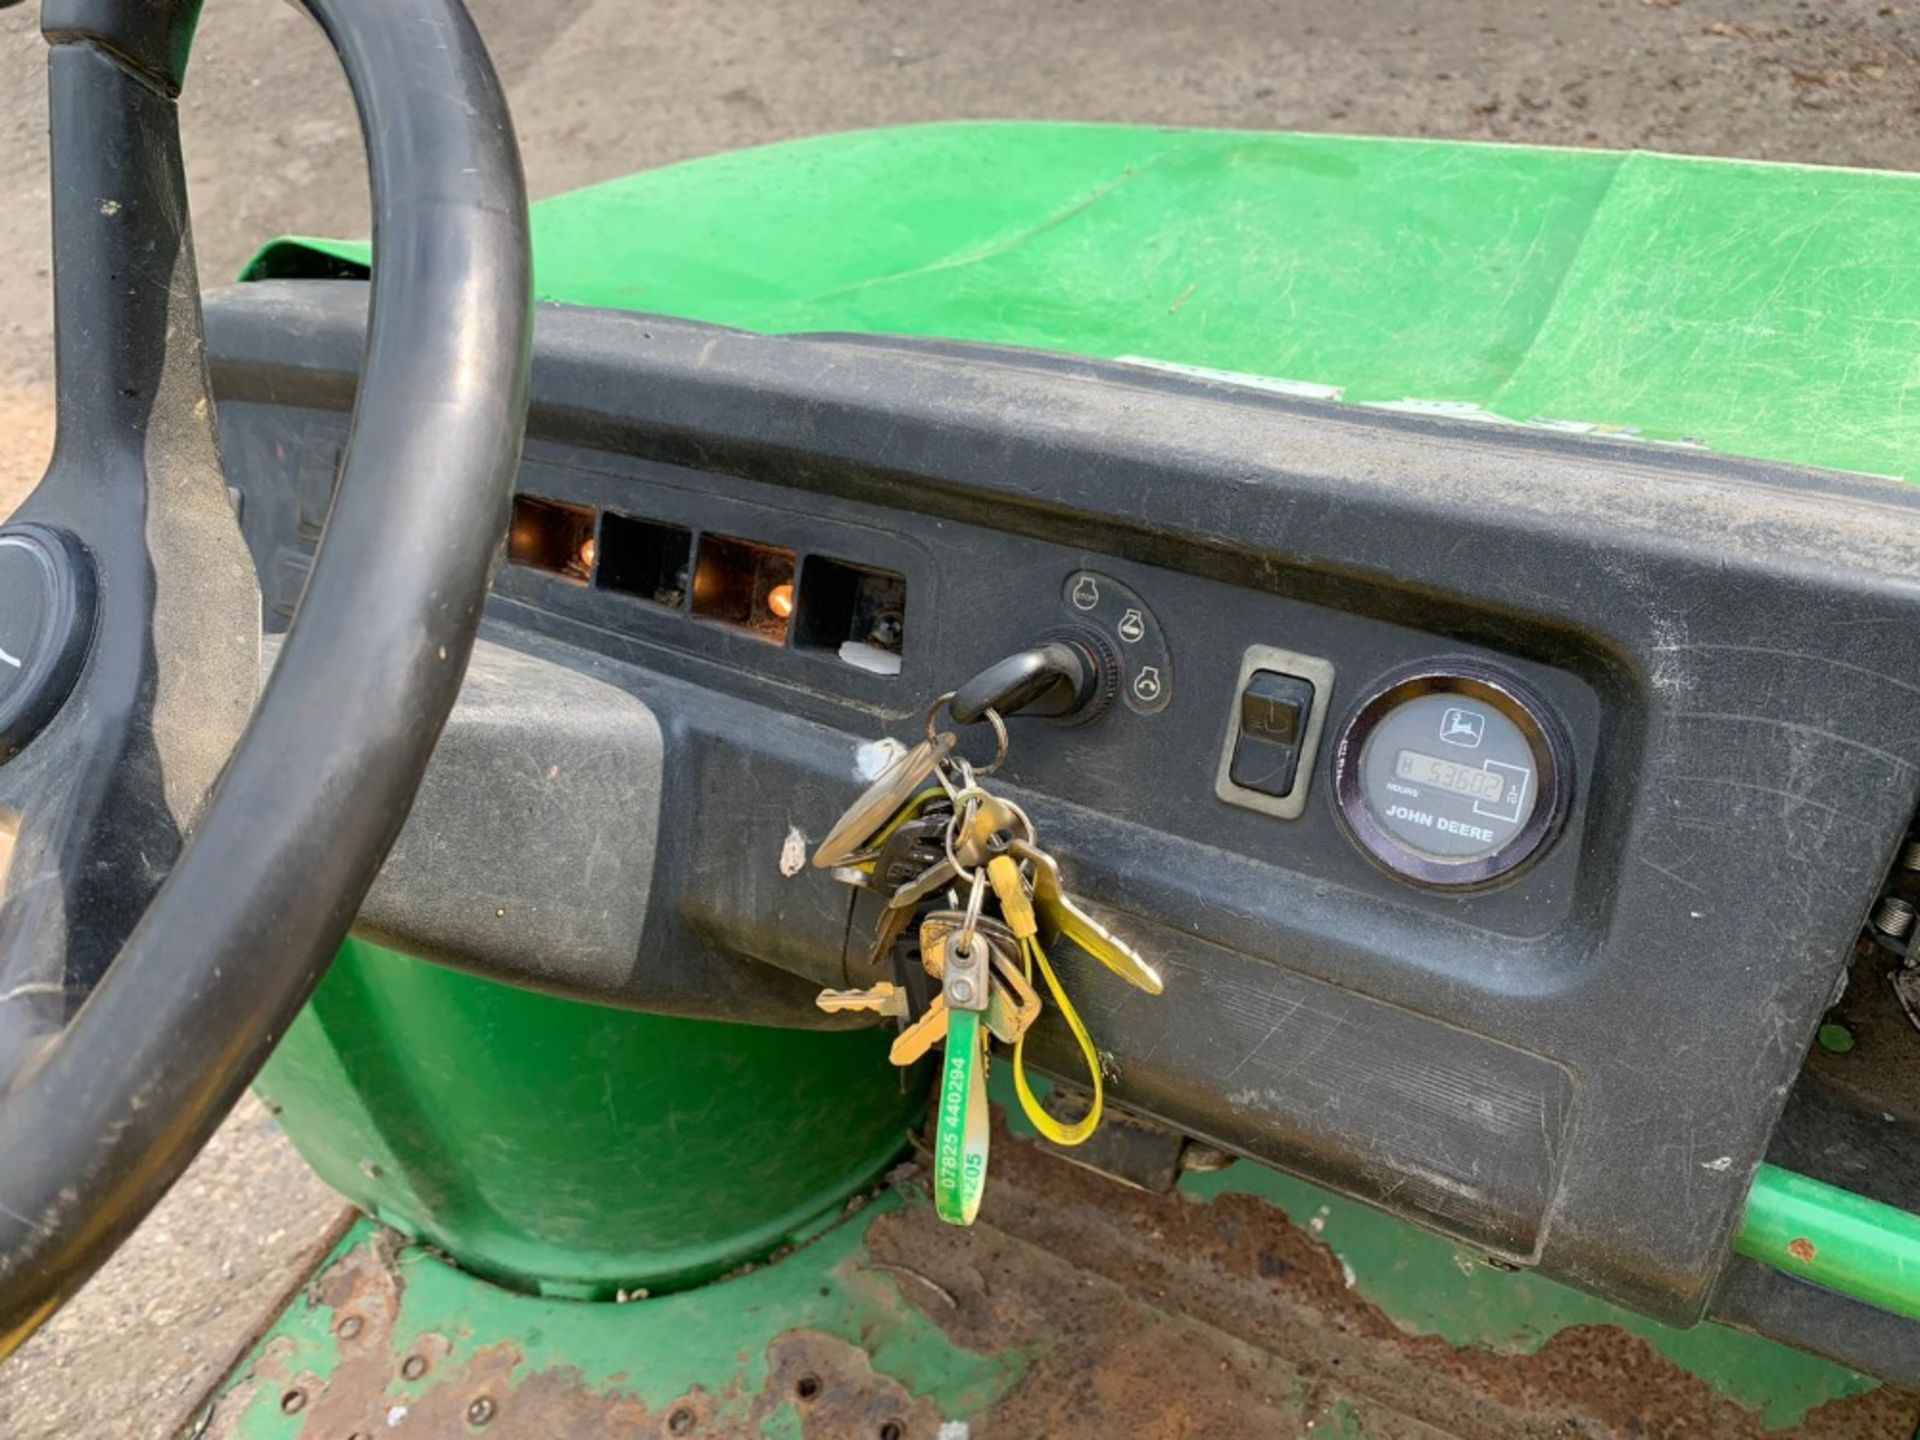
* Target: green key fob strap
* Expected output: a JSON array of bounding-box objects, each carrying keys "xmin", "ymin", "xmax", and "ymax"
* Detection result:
[{"xmin": 933, "ymin": 1008, "xmax": 990, "ymax": 1225}]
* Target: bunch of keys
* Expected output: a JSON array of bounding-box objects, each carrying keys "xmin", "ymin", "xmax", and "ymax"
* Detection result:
[{"xmin": 812, "ymin": 692, "xmax": 1164, "ymax": 1225}]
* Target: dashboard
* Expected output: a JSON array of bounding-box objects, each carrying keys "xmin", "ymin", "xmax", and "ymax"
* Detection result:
[{"xmin": 207, "ymin": 280, "xmax": 1920, "ymax": 1343}]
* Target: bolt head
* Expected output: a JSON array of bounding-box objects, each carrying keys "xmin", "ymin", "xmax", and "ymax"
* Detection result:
[{"xmin": 466, "ymin": 1396, "xmax": 496, "ymax": 1426}]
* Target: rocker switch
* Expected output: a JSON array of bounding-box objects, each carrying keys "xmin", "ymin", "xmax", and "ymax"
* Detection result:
[{"xmin": 1228, "ymin": 671, "xmax": 1316, "ymax": 798}]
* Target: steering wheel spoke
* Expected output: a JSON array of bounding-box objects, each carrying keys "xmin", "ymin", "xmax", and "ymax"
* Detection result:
[
  {"xmin": 0, "ymin": 20, "xmax": 259, "ymax": 1052},
  {"xmin": 0, "ymin": 0, "xmax": 530, "ymax": 1355}
]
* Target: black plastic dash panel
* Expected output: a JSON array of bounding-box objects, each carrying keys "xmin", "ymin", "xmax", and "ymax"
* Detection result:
[{"xmin": 208, "ymin": 281, "xmax": 1920, "ymax": 1333}]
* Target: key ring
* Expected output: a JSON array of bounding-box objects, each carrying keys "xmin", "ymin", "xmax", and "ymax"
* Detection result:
[
  {"xmin": 940, "ymin": 785, "xmax": 990, "ymax": 885},
  {"xmin": 941, "ymin": 792, "xmax": 994, "ymax": 952},
  {"xmin": 936, "ymin": 754, "xmax": 977, "ymax": 808},
  {"xmin": 958, "ymin": 874, "xmax": 989, "ymax": 962},
  {"xmin": 938, "ymin": 782, "xmax": 1034, "ymax": 872},
  {"xmin": 923, "ymin": 691, "xmax": 1009, "ymax": 776}
]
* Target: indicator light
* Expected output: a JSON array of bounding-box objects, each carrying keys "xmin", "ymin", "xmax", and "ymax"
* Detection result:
[{"xmin": 767, "ymin": 582, "xmax": 795, "ymax": 619}]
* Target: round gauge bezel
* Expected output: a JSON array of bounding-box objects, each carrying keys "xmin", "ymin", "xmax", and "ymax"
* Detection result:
[{"xmin": 1331, "ymin": 661, "xmax": 1572, "ymax": 892}]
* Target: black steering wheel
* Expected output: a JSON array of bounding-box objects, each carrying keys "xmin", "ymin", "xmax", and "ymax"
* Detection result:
[{"xmin": 0, "ymin": 0, "xmax": 530, "ymax": 1352}]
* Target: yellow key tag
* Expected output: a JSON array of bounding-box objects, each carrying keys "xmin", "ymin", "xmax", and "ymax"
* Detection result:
[
  {"xmin": 1012, "ymin": 935, "xmax": 1104, "ymax": 1147},
  {"xmin": 987, "ymin": 854, "xmax": 1037, "ymax": 939}
]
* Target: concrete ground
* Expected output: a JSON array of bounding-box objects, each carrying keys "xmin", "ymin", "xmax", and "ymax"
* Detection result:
[{"xmin": 2, "ymin": 0, "xmax": 1919, "ymax": 1434}]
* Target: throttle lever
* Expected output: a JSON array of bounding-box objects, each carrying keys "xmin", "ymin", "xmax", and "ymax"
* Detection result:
[{"xmin": 950, "ymin": 628, "xmax": 1116, "ymax": 725}]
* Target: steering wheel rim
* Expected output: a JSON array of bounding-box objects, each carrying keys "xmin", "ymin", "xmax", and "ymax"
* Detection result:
[{"xmin": 0, "ymin": 0, "xmax": 530, "ymax": 1353}]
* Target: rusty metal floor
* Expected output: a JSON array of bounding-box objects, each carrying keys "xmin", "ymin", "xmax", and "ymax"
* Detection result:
[{"xmin": 192, "ymin": 1118, "xmax": 1920, "ymax": 1439}]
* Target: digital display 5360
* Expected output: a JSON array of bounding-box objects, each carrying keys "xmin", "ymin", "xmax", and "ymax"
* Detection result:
[
  {"xmin": 1395, "ymin": 748, "xmax": 1506, "ymax": 803},
  {"xmin": 1338, "ymin": 667, "xmax": 1566, "ymax": 886}
]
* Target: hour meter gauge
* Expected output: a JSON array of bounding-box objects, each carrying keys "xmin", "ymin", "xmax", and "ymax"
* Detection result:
[{"xmin": 1331, "ymin": 663, "xmax": 1571, "ymax": 891}]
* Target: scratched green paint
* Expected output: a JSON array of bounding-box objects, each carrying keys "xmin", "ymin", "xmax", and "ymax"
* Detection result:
[
  {"xmin": 1307, "ymin": 1397, "xmax": 1371, "ymax": 1437},
  {"xmin": 254, "ymin": 122, "xmax": 1920, "ymax": 482},
  {"xmin": 205, "ymin": 1203, "xmax": 1019, "ymax": 1436},
  {"xmin": 759, "ymin": 1403, "xmax": 806, "ymax": 1440},
  {"xmin": 1184, "ymin": 1160, "xmax": 1878, "ymax": 1429},
  {"xmin": 997, "ymin": 1070, "xmax": 1876, "ymax": 1430}
]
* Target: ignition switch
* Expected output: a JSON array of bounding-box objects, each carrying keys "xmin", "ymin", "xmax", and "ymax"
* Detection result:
[{"xmin": 949, "ymin": 627, "xmax": 1118, "ymax": 725}]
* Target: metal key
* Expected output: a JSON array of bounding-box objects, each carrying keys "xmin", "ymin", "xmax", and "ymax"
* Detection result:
[
  {"xmin": 918, "ymin": 910, "xmax": 1017, "ymax": 979},
  {"xmin": 862, "ymin": 902, "xmax": 919, "ymax": 977},
  {"xmin": 921, "ymin": 914, "xmax": 991, "ymax": 1013},
  {"xmin": 847, "ymin": 813, "xmax": 953, "ymax": 975},
  {"xmin": 867, "ymin": 811, "xmax": 953, "ymax": 894},
  {"xmin": 888, "ymin": 994, "xmax": 949, "ymax": 1066},
  {"xmin": 815, "ymin": 983, "xmax": 907, "ymax": 1018},
  {"xmin": 814, "ymin": 733, "xmax": 958, "ymax": 869},
  {"xmin": 890, "ymin": 928, "xmax": 937, "ymax": 1022},
  {"xmin": 922, "ymin": 905, "xmax": 1041, "ymax": 1044},
  {"xmin": 985, "ymin": 944, "xmax": 1041, "ymax": 1043},
  {"xmin": 885, "ymin": 785, "xmax": 1024, "ymax": 911},
  {"xmin": 1008, "ymin": 836, "xmax": 1164, "ymax": 995},
  {"xmin": 953, "ymin": 792, "xmax": 1028, "ymax": 869},
  {"xmin": 887, "ymin": 854, "xmax": 962, "ymax": 912}
]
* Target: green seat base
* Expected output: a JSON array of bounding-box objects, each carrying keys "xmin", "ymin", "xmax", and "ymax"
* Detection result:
[{"xmin": 255, "ymin": 942, "xmax": 925, "ymax": 1299}]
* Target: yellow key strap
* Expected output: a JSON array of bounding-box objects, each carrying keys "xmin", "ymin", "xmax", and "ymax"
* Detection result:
[
  {"xmin": 932, "ymin": 1008, "xmax": 990, "ymax": 1225},
  {"xmin": 1012, "ymin": 934, "xmax": 1104, "ymax": 1147}
]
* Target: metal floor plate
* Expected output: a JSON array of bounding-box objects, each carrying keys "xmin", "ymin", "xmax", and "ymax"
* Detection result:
[{"xmin": 194, "ymin": 1115, "xmax": 1918, "ymax": 1440}]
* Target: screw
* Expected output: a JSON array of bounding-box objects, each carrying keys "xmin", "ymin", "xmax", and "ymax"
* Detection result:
[
  {"xmin": 336, "ymin": 1314, "xmax": 363, "ymax": 1340},
  {"xmin": 402, "ymin": 1354, "xmax": 429, "ymax": 1381},
  {"xmin": 668, "ymin": 1407, "xmax": 697, "ymax": 1434},
  {"xmin": 279, "ymin": 1389, "xmax": 306, "ymax": 1415},
  {"xmin": 948, "ymin": 977, "xmax": 975, "ymax": 1006},
  {"xmin": 466, "ymin": 1396, "xmax": 496, "ymax": 1426},
  {"xmin": 1872, "ymin": 896, "xmax": 1917, "ymax": 939}
]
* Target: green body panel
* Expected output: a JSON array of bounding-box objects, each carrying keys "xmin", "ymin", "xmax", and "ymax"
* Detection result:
[
  {"xmin": 243, "ymin": 123, "xmax": 1920, "ymax": 1424},
  {"xmin": 255, "ymin": 940, "xmax": 923, "ymax": 1298},
  {"xmin": 260, "ymin": 122, "xmax": 1920, "ymax": 483}
]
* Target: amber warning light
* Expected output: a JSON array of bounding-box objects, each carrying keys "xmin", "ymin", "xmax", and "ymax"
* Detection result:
[{"xmin": 767, "ymin": 582, "xmax": 795, "ymax": 619}]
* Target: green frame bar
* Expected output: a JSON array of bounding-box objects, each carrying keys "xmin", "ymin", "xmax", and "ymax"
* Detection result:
[{"xmin": 1737, "ymin": 1165, "xmax": 1920, "ymax": 1323}]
